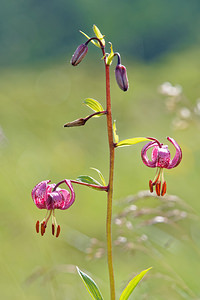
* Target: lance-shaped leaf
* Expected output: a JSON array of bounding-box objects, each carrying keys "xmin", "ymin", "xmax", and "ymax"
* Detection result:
[
  {"xmin": 76, "ymin": 175, "xmax": 102, "ymax": 190},
  {"xmin": 106, "ymin": 42, "xmax": 114, "ymax": 65},
  {"xmin": 80, "ymin": 31, "xmax": 100, "ymax": 48},
  {"xmin": 84, "ymin": 98, "xmax": 104, "ymax": 117},
  {"xmin": 77, "ymin": 267, "xmax": 104, "ymax": 300},
  {"xmin": 116, "ymin": 137, "xmax": 150, "ymax": 147},
  {"xmin": 113, "ymin": 120, "xmax": 119, "ymax": 144},
  {"xmin": 80, "ymin": 25, "xmax": 105, "ymax": 48},
  {"xmin": 119, "ymin": 267, "xmax": 152, "ymax": 300},
  {"xmin": 93, "ymin": 24, "xmax": 105, "ymax": 47},
  {"xmin": 90, "ymin": 167, "xmax": 106, "ymax": 186}
]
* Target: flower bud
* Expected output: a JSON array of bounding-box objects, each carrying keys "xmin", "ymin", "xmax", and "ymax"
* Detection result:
[
  {"xmin": 71, "ymin": 44, "xmax": 88, "ymax": 66},
  {"xmin": 115, "ymin": 64, "xmax": 129, "ymax": 91},
  {"xmin": 64, "ymin": 118, "xmax": 86, "ymax": 127}
]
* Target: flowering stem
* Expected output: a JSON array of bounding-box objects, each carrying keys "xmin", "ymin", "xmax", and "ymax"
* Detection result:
[
  {"xmin": 105, "ymin": 63, "xmax": 115, "ymax": 300},
  {"xmin": 75, "ymin": 36, "xmax": 116, "ymax": 299}
]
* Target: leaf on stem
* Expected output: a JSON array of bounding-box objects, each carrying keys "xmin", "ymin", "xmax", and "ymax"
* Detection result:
[
  {"xmin": 77, "ymin": 267, "xmax": 104, "ymax": 300},
  {"xmin": 113, "ymin": 120, "xmax": 119, "ymax": 144},
  {"xmin": 106, "ymin": 42, "xmax": 114, "ymax": 65},
  {"xmin": 116, "ymin": 137, "xmax": 150, "ymax": 147},
  {"xmin": 80, "ymin": 30, "xmax": 99, "ymax": 48},
  {"xmin": 84, "ymin": 98, "xmax": 104, "ymax": 117},
  {"xmin": 93, "ymin": 24, "xmax": 105, "ymax": 47},
  {"xmin": 76, "ymin": 175, "xmax": 101, "ymax": 189},
  {"xmin": 119, "ymin": 267, "xmax": 152, "ymax": 300},
  {"xmin": 90, "ymin": 167, "xmax": 106, "ymax": 186},
  {"xmin": 80, "ymin": 25, "xmax": 105, "ymax": 48}
]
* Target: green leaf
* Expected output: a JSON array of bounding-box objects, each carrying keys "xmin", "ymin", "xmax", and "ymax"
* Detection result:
[
  {"xmin": 77, "ymin": 267, "xmax": 104, "ymax": 300},
  {"xmin": 119, "ymin": 267, "xmax": 152, "ymax": 300},
  {"xmin": 76, "ymin": 175, "xmax": 101, "ymax": 188},
  {"xmin": 106, "ymin": 42, "xmax": 115, "ymax": 65},
  {"xmin": 84, "ymin": 98, "xmax": 104, "ymax": 116},
  {"xmin": 80, "ymin": 30, "xmax": 99, "ymax": 47},
  {"xmin": 80, "ymin": 30, "xmax": 91, "ymax": 40},
  {"xmin": 93, "ymin": 24, "xmax": 105, "ymax": 47},
  {"xmin": 116, "ymin": 137, "xmax": 150, "ymax": 147},
  {"xmin": 80, "ymin": 25, "xmax": 105, "ymax": 48},
  {"xmin": 113, "ymin": 120, "xmax": 119, "ymax": 144},
  {"xmin": 90, "ymin": 167, "xmax": 106, "ymax": 186}
]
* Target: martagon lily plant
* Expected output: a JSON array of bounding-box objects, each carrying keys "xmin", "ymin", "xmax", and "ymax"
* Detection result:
[{"xmin": 31, "ymin": 25, "xmax": 182, "ymax": 300}]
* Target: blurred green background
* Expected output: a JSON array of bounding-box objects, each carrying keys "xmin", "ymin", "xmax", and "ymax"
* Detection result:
[{"xmin": 0, "ymin": 0, "xmax": 200, "ymax": 299}]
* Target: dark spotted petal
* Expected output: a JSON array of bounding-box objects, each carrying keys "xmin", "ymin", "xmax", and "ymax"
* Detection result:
[
  {"xmin": 167, "ymin": 137, "xmax": 182, "ymax": 169},
  {"xmin": 32, "ymin": 180, "xmax": 51, "ymax": 209},
  {"xmin": 53, "ymin": 180, "xmax": 75, "ymax": 210},
  {"xmin": 141, "ymin": 142, "xmax": 158, "ymax": 168}
]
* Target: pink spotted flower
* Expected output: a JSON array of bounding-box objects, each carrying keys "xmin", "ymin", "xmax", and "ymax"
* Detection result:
[
  {"xmin": 141, "ymin": 137, "xmax": 182, "ymax": 196},
  {"xmin": 32, "ymin": 179, "xmax": 75, "ymax": 237}
]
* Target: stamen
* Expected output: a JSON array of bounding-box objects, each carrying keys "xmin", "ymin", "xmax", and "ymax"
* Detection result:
[
  {"xmin": 56, "ymin": 225, "xmax": 61, "ymax": 238},
  {"xmin": 161, "ymin": 181, "xmax": 167, "ymax": 196},
  {"xmin": 41, "ymin": 222, "xmax": 46, "ymax": 236},
  {"xmin": 149, "ymin": 180, "xmax": 153, "ymax": 193},
  {"xmin": 52, "ymin": 224, "xmax": 55, "ymax": 236},
  {"xmin": 45, "ymin": 210, "xmax": 53, "ymax": 223},
  {"xmin": 36, "ymin": 220, "xmax": 40, "ymax": 233},
  {"xmin": 156, "ymin": 181, "xmax": 161, "ymax": 196},
  {"xmin": 152, "ymin": 168, "xmax": 161, "ymax": 185}
]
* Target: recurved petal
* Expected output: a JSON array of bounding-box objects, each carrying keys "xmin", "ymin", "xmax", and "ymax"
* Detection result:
[
  {"xmin": 32, "ymin": 180, "xmax": 51, "ymax": 209},
  {"xmin": 54, "ymin": 180, "xmax": 75, "ymax": 210},
  {"xmin": 141, "ymin": 142, "xmax": 157, "ymax": 168},
  {"xmin": 167, "ymin": 137, "xmax": 182, "ymax": 169}
]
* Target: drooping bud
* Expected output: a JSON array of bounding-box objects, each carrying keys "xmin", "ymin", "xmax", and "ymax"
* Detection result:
[
  {"xmin": 64, "ymin": 118, "xmax": 86, "ymax": 127},
  {"xmin": 115, "ymin": 64, "xmax": 129, "ymax": 91},
  {"xmin": 71, "ymin": 44, "xmax": 88, "ymax": 66}
]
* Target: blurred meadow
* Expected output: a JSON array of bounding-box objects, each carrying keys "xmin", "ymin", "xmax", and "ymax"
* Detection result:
[{"xmin": 1, "ymin": 1, "xmax": 200, "ymax": 299}]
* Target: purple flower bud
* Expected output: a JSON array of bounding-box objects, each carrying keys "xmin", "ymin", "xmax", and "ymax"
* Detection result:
[
  {"xmin": 71, "ymin": 43, "xmax": 88, "ymax": 66},
  {"xmin": 64, "ymin": 118, "xmax": 86, "ymax": 127},
  {"xmin": 115, "ymin": 64, "xmax": 129, "ymax": 91}
]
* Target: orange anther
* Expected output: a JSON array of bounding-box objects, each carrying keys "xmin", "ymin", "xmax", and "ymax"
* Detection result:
[
  {"xmin": 161, "ymin": 181, "xmax": 167, "ymax": 196},
  {"xmin": 156, "ymin": 181, "xmax": 161, "ymax": 196},
  {"xmin": 36, "ymin": 220, "xmax": 40, "ymax": 233},
  {"xmin": 41, "ymin": 222, "xmax": 46, "ymax": 236},
  {"xmin": 149, "ymin": 180, "xmax": 154, "ymax": 193},
  {"xmin": 56, "ymin": 225, "xmax": 61, "ymax": 238},
  {"xmin": 52, "ymin": 224, "xmax": 55, "ymax": 236}
]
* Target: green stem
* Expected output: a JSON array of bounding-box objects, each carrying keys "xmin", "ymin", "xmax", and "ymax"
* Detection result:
[
  {"xmin": 84, "ymin": 37, "xmax": 116, "ymax": 299},
  {"xmin": 105, "ymin": 63, "xmax": 115, "ymax": 300}
]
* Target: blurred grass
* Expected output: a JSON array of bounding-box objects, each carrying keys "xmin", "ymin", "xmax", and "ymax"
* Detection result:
[{"xmin": 0, "ymin": 46, "xmax": 200, "ymax": 299}]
